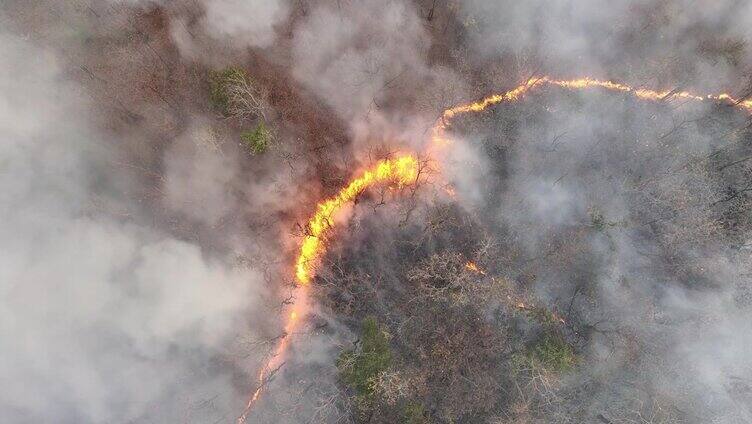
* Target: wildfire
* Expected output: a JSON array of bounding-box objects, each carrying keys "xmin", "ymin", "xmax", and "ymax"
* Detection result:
[
  {"xmin": 296, "ymin": 155, "xmax": 420, "ymax": 285},
  {"xmin": 443, "ymin": 77, "xmax": 546, "ymax": 119},
  {"xmin": 465, "ymin": 261, "xmax": 486, "ymax": 275},
  {"xmin": 441, "ymin": 76, "xmax": 752, "ymax": 123},
  {"xmin": 240, "ymin": 74, "xmax": 752, "ymax": 419},
  {"xmin": 239, "ymin": 155, "xmax": 420, "ymax": 422},
  {"xmin": 238, "ymin": 308, "xmax": 302, "ymax": 423}
]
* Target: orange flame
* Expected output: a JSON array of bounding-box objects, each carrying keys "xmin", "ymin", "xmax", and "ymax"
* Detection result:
[
  {"xmin": 441, "ymin": 76, "xmax": 752, "ymax": 124},
  {"xmin": 296, "ymin": 155, "xmax": 420, "ymax": 285},
  {"xmin": 442, "ymin": 77, "xmax": 546, "ymax": 119},
  {"xmin": 238, "ymin": 307, "xmax": 302, "ymax": 423},
  {"xmin": 465, "ymin": 261, "xmax": 486, "ymax": 275}
]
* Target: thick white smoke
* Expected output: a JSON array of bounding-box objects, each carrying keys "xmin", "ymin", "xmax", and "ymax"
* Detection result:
[{"xmin": 0, "ymin": 32, "xmax": 266, "ymax": 422}]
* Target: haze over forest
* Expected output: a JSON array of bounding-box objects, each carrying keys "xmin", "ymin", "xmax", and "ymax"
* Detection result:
[{"xmin": 2, "ymin": 1, "xmax": 752, "ymax": 423}]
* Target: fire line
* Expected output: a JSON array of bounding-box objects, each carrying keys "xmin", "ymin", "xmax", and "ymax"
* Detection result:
[
  {"xmin": 239, "ymin": 75, "xmax": 752, "ymax": 420},
  {"xmin": 238, "ymin": 155, "xmax": 420, "ymax": 422},
  {"xmin": 295, "ymin": 155, "xmax": 421, "ymax": 286}
]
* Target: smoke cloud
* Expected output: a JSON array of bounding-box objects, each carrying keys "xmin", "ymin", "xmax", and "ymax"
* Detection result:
[
  {"xmin": 201, "ymin": 0, "xmax": 290, "ymax": 48},
  {"xmin": 0, "ymin": 31, "xmax": 269, "ymax": 423}
]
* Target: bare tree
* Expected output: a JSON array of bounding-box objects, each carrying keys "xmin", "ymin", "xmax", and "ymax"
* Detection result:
[{"xmin": 225, "ymin": 71, "xmax": 270, "ymax": 121}]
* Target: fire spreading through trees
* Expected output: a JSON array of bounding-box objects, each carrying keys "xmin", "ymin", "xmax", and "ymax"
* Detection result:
[
  {"xmin": 238, "ymin": 156, "xmax": 421, "ymax": 422},
  {"xmin": 238, "ymin": 75, "xmax": 752, "ymax": 421}
]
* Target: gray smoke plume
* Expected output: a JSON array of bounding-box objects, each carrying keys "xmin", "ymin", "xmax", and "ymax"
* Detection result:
[{"xmin": 0, "ymin": 29, "xmax": 274, "ymax": 423}]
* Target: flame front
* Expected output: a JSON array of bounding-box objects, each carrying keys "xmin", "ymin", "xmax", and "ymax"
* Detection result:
[
  {"xmin": 295, "ymin": 155, "xmax": 420, "ymax": 285},
  {"xmin": 239, "ymin": 155, "xmax": 420, "ymax": 422},
  {"xmin": 441, "ymin": 76, "xmax": 752, "ymax": 123}
]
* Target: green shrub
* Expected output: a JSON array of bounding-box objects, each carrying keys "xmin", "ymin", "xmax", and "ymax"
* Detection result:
[
  {"xmin": 338, "ymin": 317, "xmax": 392, "ymax": 396},
  {"xmin": 240, "ymin": 122, "xmax": 271, "ymax": 155},
  {"xmin": 208, "ymin": 67, "xmax": 247, "ymax": 115},
  {"xmin": 512, "ymin": 332, "xmax": 576, "ymax": 375},
  {"xmin": 532, "ymin": 333, "xmax": 576, "ymax": 373}
]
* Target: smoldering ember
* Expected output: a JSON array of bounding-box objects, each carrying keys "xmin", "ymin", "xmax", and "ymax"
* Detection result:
[{"xmin": 3, "ymin": 1, "xmax": 752, "ymax": 423}]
